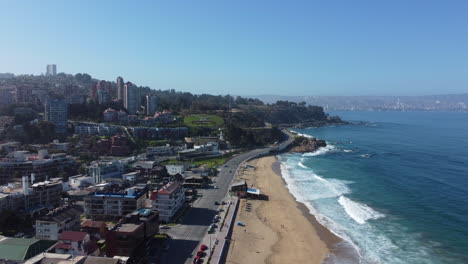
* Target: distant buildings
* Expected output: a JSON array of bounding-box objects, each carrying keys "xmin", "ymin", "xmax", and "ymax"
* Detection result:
[
  {"xmin": 0, "ymin": 150, "xmax": 75, "ymax": 184},
  {"xmin": 116, "ymin": 76, "xmax": 124, "ymax": 101},
  {"xmin": 150, "ymin": 182, "xmax": 185, "ymax": 222},
  {"xmin": 46, "ymin": 64, "xmax": 57, "ymax": 76},
  {"xmin": 145, "ymin": 95, "xmax": 157, "ymax": 116},
  {"xmin": 83, "ymin": 187, "xmax": 147, "ymax": 220},
  {"xmin": 123, "ymin": 82, "xmax": 138, "ymax": 115},
  {"xmin": 35, "ymin": 204, "xmax": 83, "ymax": 240},
  {"xmin": 165, "ymin": 164, "xmax": 189, "ymax": 176},
  {"xmin": 45, "ymin": 99, "xmax": 68, "ymax": 134}
]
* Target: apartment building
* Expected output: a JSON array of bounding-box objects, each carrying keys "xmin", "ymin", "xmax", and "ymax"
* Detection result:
[
  {"xmin": 35, "ymin": 205, "xmax": 83, "ymax": 240},
  {"xmin": 84, "ymin": 187, "xmax": 147, "ymax": 220},
  {"xmin": 150, "ymin": 182, "xmax": 185, "ymax": 222}
]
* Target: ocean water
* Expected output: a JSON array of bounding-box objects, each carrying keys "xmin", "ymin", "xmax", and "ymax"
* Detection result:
[{"xmin": 279, "ymin": 111, "xmax": 468, "ymax": 264}]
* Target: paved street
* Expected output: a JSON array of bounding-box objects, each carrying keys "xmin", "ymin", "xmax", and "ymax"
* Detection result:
[{"xmin": 159, "ymin": 147, "xmax": 269, "ymax": 264}]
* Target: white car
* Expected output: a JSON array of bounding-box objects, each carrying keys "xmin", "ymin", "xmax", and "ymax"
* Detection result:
[{"xmin": 160, "ymin": 225, "xmax": 171, "ymax": 229}]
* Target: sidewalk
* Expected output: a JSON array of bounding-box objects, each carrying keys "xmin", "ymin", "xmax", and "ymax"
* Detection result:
[{"xmin": 193, "ymin": 197, "xmax": 239, "ymax": 264}]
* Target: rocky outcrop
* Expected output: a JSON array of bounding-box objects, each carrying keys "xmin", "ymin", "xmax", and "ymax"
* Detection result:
[{"xmin": 289, "ymin": 136, "xmax": 327, "ymax": 153}]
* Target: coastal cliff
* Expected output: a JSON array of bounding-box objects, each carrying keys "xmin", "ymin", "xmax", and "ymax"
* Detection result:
[{"xmin": 289, "ymin": 136, "xmax": 327, "ymax": 153}]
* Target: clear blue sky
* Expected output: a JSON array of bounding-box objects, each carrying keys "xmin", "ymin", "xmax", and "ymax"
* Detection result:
[{"xmin": 1, "ymin": 0, "xmax": 467, "ymax": 96}]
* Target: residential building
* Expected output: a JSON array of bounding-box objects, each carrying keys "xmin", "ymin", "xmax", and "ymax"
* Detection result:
[
  {"xmin": 74, "ymin": 123, "xmax": 118, "ymax": 136},
  {"xmin": 45, "ymin": 99, "xmax": 68, "ymax": 134},
  {"xmin": 83, "ymin": 187, "xmax": 147, "ymax": 220},
  {"xmin": 103, "ymin": 108, "xmax": 118, "ymax": 122},
  {"xmin": 68, "ymin": 175, "xmax": 94, "ymax": 189},
  {"xmin": 54, "ymin": 231, "xmax": 99, "ymax": 256},
  {"xmin": 123, "ymin": 82, "xmax": 138, "ymax": 115},
  {"xmin": 80, "ymin": 220, "xmax": 108, "ymax": 240},
  {"xmin": 46, "ymin": 64, "xmax": 57, "ymax": 76},
  {"xmin": 116, "ymin": 77, "xmax": 124, "ymax": 101},
  {"xmin": 35, "ymin": 205, "xmax": 83, "ymax": 240},
  {"xmin": 0, "ymin": 150, "xmax": 75, "ymax": 184},
  {"xmin": 0, "ymin": 237, "xmax": 56, "ymax": 262},
  {"xmin": 165, "ymin": 164, "xmax": 189, "ymax": 176},
  {"xmin": 87, "ymin": 160, "xmax": 125, "ymax": 184},
  {"xmin": 145, "ymin": 95, "xmax": 157, "ymax": 116},
  {"xmin": 150, "ymin": 182, "xmax": 185, "ymax": 222},
  {"xmin": 0, "ymin": 90, "xmax": 14, "ymax": 107},
  {"xmin": 106, "ymin": 209, "xmax": 159, "ymax": 259},
  {"xmin": 15, "ymin": 85, "xmax": 33, "ymax": 104}
]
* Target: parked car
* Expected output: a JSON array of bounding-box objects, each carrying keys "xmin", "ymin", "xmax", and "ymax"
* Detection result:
[
  {"xmin": 193, "ymin": 256, "xmax": 201, "ymax": 264},
  {"xmin": 221, "ymin": 201, "xmax": 227, "ymax": 205},
  {"xmin": 160, "ymin": 225, "xmax": 171, "ymax": 229},
  {"xmin": 214, "ymin": 201, "xmax": 220, "ymax": 205},
  {"xmin": 197, "ymin": 250, "xmax": 205, "ymax": 257},
  {"xmin": 200, "ymin": 244, "xmax": 208, "ymax": 251},
  {"xmin": 217, "ymin": 208, "xmax": 224, "ymax": 212},
  {"xmin": 210, "ymin": 224, "xmax": 218, "ymax": 229}
]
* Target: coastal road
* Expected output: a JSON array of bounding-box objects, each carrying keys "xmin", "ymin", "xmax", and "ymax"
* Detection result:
[
  {"xmin": 158, "ymin": 131, "xmax": 295, "ymax": 264},
  {"xmin": 159, "ymin": 147, "xmax": 270, "ymax": 264}
]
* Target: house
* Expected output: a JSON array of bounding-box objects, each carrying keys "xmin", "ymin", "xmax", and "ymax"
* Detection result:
[
  {"xmin": 35, "ymin": 205, "xmax": 83, "ymax": 240},
  {"xmin": 105, "ymin": 209, "xmax": 159, "ymax": 259},
  {"xmin": 54, "ymin": 231, "xmax": 99, "ymax": 256},
  {"xmin": 150, "ymin": 182, "xmax": 185, "ymax": 222},
  {"xmin": 24, "ymin": 253, "xmax": 85, "ymax": 264}
]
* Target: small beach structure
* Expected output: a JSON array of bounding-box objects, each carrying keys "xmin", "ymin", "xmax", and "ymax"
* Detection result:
[
  {"xmin": 230, "ymin": 180, "xmax": 247, "ymax": 196},
  {"xmin": 247, "ymin": 187, "xmax": 261, "ymax": 199}
]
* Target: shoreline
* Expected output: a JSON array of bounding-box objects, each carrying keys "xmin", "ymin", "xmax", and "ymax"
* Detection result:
[
  {"xmin": 226, "ymin": 155, "xmax": 336, "ymax": 264},
  {"xmin": 272, "ymin": 158, "xmax": 361, "ymax": 263}
]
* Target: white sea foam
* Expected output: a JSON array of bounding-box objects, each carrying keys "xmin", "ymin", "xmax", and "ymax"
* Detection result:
[
  {"xmin": 338, "ymin": 196, "xmax": 385, "ymax": 224},
  {"xmin": 343, "ymin": 149, "xmax": 353, "ymax": 153},
  {"xmin": 298, "ymin": 161, "xmax": 308, "ymax": 169},
  {"xmin": 303, "ymin": 144, "xmax": 336, "ymax": 156},
  {"xmin": 291, "ymin": 131, "xmax": 314, "ymax": 138}
]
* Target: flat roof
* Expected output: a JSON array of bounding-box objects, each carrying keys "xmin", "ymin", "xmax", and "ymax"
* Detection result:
[{"xmin": 247, "ymin": 188, "xmax": 260, "ymax": 195}]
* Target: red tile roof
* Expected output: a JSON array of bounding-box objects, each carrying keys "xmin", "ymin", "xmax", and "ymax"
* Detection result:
[
  {"xmin": 55, "ymin": 242, "xmax": 73, "ymax": 250},
  {"xmin": 59, "ymin": 231, "xmax": 87, "ymax": 242},
  {"xmin": 151, "ymin": 182, "xmax": 182, "ymax": 200}
]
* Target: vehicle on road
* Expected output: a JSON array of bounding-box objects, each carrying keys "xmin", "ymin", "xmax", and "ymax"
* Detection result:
[
  {"xmin": 221, "ymin": 201, "xmax": 227, "ymax": 205},
  {"xmin": 214, "ymin": 201, "xmax": 220, "ymax": 205},
  {"xmin": 210, "ymin": 224, "xmax": 218, "ymax": 229},
  {"xmin": 200, "ymin": 244, "xmax": 208, "ymax": 251},
  {"xmin": 217, "ymin": 208, "xmax": 224, "ymax": 212},
  {"xmin": 213, "ymin": 186, "xmax": 218, "ymax": 189},
  {"xmin": 197, "ymin": 250, "xmax": 205, "ymax": 257},
  {"xmin": 160, "ymin": 225, "xmax": 171, "ymax": 229},
  {"xmin": 193, "ymin": 256, "xmax": 201, "ymax": 264}
]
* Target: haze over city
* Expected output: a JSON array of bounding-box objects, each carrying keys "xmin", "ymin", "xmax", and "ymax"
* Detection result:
[{"xmin": 1, "ymin": 0, "xmax": 467, "ymax": 96}]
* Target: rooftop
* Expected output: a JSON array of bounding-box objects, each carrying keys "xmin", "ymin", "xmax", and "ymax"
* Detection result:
[
  {"xmin": 58, "ymin": 231, "xmax": 87, "ymax": 242},
  {"xmin": 0, "ymin": 237, "xmax": 56, "ymax": 261}
]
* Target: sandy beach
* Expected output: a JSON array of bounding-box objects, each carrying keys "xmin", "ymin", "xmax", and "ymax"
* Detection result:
[{"xmin": 226, "ymin": 156, "xmax": 341, "ymax": 264}]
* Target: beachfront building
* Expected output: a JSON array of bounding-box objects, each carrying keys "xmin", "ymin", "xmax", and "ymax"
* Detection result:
[
  {"xmin": 165, "ymin": 164, "xmax": 189, "ymax": 176},
  {"xmin": 150, "ymin": 182, "xmax": 185, "ymax": 222}
]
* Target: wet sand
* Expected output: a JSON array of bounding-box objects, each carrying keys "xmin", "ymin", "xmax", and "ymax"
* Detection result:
[{"xmin": 226, "ymin": 156, "xmax": 342, "ymax": 264}]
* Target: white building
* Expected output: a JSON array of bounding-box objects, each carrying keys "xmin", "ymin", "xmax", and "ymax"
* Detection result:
[
  {"xmin": 87, "ymin": 160, "xmax": 125, "ymax": 184},
  {"xmin": 165, "ymin": 164, "xmax": 188, "ymax": 176},
  {"xmin": 150, "ymin": 182, "xmax": 185, "ymax": 222},
  {"xmin": 35, "ymin": 205, "xmax": 82, "ymax": 240},
  {"xmin": 123, "ymin": 82, "xmax": 139, "ymax": 115},
  {"xmin": 146, "ymin": 95, "xmax": 157, "ymax": 116},
  {"xmin": 68, "ymin": 175, "xmax": 94, "ymax": 189},
  {"xmin": 54, "ymin": 231, "xmax": 98, "ymax": 256}
]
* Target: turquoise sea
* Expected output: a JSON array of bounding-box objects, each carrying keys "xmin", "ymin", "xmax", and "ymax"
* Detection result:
[{"xmin": 279, "ymin": 111, "xmax": 468, "ymax": 264}]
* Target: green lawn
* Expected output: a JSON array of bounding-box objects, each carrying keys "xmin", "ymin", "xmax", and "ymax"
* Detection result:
[{"xmin": 183, "ymin": 114, "xmax": 224, "ymax": 128}]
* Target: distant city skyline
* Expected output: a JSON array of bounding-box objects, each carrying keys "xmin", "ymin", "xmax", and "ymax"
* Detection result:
[{"xmin": 1, "ymin": 0, "xmax": 467, "ymax": 96}]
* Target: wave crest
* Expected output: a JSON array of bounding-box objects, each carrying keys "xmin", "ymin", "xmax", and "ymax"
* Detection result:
[
  {"xmin": 338, "ymin": 196, "xmax": 385, "ymax": 224},
  {"xmin": 303, "ymin": 145, "xmax": 336, "ymax": 156}
]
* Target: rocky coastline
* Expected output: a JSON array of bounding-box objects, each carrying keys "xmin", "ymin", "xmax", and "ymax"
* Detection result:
[{"xmin": 288, "ymin": 135, "xmax": 327, "ymax": 153}]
